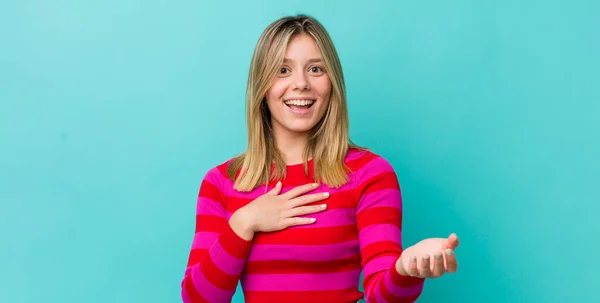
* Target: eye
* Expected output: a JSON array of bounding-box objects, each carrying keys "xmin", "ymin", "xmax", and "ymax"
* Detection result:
[
  {"xmin": 309, "ymin": 66, "xmax": 324, "ymax": 73},
  {"xmin": 279, "ymin": 67, "xmax": 290, "ymax": 74}
]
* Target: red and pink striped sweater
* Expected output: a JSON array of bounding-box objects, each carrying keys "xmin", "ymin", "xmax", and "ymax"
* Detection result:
[{"xmin": 181, "ymin": 148, "xmax": 425, "ymax": 303}]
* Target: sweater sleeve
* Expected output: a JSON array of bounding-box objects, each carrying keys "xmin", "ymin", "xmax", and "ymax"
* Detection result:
[
  {"xmin": 181, "ymin": 167, "xmax": 253, "ymax": 303},
  {"xmin": 355, "ymin": 153, "xmax": 425, "ymax": 303}
]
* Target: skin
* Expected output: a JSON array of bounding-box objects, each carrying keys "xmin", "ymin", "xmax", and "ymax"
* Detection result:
[
  {"xmin": 229, "ymin": 33, "xmax": 331, "ymax": 239},
  {"xmin": 230, "ymin": 33, "xmax": 459, "ymax": 279},
  {"xmin": 265, "ymin": 33, "xmax": 331, "ymax": 165}
]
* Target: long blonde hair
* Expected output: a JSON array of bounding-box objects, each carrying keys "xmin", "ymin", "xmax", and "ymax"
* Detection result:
[{"xmin": 227, "ymin": 14, "xmax": 361, "ymax": 192}]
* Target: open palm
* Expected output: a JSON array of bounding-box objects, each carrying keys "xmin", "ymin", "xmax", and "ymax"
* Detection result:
[{"xmin": 396, "ymin": 233, "xmax": 460, "ymax": 278}]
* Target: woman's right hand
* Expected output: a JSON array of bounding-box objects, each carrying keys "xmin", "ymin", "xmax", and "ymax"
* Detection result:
[{"xmin": 229, "ymin": 181, "xmax": 329, "ymax": 240}]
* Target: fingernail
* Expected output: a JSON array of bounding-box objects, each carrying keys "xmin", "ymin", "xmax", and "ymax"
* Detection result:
[
  {"xmin": 320, "ymin": 204, "xmax": 327, "ymax": 209},
  {"xmin": 445, "ymin": 249, "xmax": 453, "ymax": 257},
  {"xmin": 309, "ymin": 218, "xmax": 316, "ymax": 223},
  {"xmin": 435, "ymin": 253, "xmax": 442, "ymax": 260},
  {"xmin": 313, "ymin": 183, "xmax": 319, "ymax": 187},
  {"xmin": 277, "ymin": 181, "xmax": 281, "ymax": 186},
  {"xmin": 323, "ymin": 192, "xmax": 329, "ymax": 197},
  {"xmin": 423, "ymin": 256, "xmax": 430, "ymax": 262},
  {"xmin": 411, "ymin": 257, "xmax": 417, "ymax": 263}
]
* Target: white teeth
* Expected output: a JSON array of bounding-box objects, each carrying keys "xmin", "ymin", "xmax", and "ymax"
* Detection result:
[{"xmin": 284, "ymin": 99, "xmax": 315, "ymax": 106}]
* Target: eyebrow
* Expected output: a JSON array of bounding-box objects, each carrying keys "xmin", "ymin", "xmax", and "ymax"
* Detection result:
[{"xmin": 283, "ymin": 58, "xmax": 323, "ymax": 63}]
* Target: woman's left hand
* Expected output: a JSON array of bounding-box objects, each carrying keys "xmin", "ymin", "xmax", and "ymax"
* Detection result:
[{"xmin": 395, "ymin": 233, "xmax": 460, "ymax": 278}]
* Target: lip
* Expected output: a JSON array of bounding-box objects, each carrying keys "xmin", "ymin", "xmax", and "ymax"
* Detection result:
[
  {"xmin": 286, "ymin": 105, "xmax": 312, "ymax": 115},
  {"xmin": 284, "ymin": 99, "xmax": 315, "ymax": 115},
  {"xmin": 283, "ymin": 97, "xmax": 316, "ymax": 101}
]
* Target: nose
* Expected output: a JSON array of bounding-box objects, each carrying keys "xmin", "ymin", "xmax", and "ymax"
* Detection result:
[{"xmin": 291, "ymin": 71, "xmax": 310, "ymax": 90}]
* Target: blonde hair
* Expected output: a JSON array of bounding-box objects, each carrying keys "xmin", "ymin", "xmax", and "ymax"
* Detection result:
[{"xmin": 227, "ymin": 14, "xmax": 361, "ymax": 192}]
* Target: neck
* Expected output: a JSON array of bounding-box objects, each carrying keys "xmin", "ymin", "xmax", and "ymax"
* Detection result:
[{"xmin": 273, "ymin": 128, "xmax": 310, "ymax": 165}]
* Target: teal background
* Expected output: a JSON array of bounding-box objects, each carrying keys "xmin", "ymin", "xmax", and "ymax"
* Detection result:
[{"xmin": 1, "ymin": 0, "xmax": 598, "ymax": 302}]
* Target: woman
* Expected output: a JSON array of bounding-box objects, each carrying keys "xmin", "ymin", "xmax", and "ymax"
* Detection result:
[{"xmin": 181, "ymin": 14, "xmax": 460, "ymax": 303}]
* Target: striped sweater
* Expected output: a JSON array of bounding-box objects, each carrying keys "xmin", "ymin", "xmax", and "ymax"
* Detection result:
[{"xmin": 181, "ymin": 148, "xmax": 425, "ymax": 303}]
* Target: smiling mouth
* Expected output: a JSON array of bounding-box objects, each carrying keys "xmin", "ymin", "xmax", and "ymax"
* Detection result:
[{"xmin": 284, "ymin": 99, "xmax": 316, "ymax": 109}]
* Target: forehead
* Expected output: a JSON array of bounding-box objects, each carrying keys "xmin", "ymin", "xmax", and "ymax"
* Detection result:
[{"xmin": 284, "ymin": 34, "xmax": 321, "ymax": 59}]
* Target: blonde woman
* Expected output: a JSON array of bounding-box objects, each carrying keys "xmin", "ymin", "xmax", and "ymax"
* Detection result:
[{"xmin": 181, "ymin": 15, "xmax": 460, "ymax": 303}]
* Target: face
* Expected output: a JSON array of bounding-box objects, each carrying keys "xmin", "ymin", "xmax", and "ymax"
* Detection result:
[{"xmin": 265, "ymin": 34, "xmax": 332, "ymax": 138}]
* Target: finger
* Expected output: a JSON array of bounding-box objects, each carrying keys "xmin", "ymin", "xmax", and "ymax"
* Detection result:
[
  {"xmin": 406, "ymin": 256, "xmax": 419, "ymax": 277},
  {"xmin": 419, "ymin": 255, "xmax": 432, "ymax": 277},
  {"xmin": 288, "ymin": 191, "xmax": 330, "ymax": 208},
  {"xmin": 444, "ymin": 249, "xmax": 458, "ymax": 273},
  {"xmin": 266, "ymin": 181, "xmax": 283, "ymax": 196},
  {"xmin": 431, "ymin": 252, "xmax": 445, "ymax": 277},
  {"xmin": 443, "ymin": 233, "xmax": 460, "ymax": 250},
  {"xmin": 281, "ymin": 182, "xmax": 319, "ymax": 199},
  {"xmin": 285, "ymin": 204, "xmax": 327, "ymax": 217},
  {"xmin": 283, "ymin": 217, "xmax": 317, "ymax": 227}
]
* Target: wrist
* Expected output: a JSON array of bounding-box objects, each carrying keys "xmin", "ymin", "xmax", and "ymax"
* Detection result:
[
  {"xmin": 229, "ymin": 208, "xmax": 255, "ymax": 241},
  {"xmin": 395, "ymin": 254, "xmax": 409, "ymax": 276}
]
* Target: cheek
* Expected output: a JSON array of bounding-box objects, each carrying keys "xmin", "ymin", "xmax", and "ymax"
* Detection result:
[
  {"xmin": 267, "ymin": 80, "xmax": 288, "ymax": 102},
  {"xmin": 314, "ymin": 77, "xmax": 332, "ymax": 102}
]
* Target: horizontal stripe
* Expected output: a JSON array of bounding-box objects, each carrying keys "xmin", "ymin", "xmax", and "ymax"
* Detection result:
[
  {"xmin": 244, "ymin": 254, "xmax": 361, "ymax": 274},
  {"xmin": 353, "ymin": 156, "xmax": 395, "ymax": 187},
  {"xmin": 218, "ymin": 223, "xmax": 254, "ymax": 260},
  {"xmin": 224, "ymin": 189, "xmax": 356, "ymax": 213},
  {"xmin": 355, "ymin": 171, "xmax": 400, "ymax": 200},
  {"xmin": 357, "ymin": 206, "xmax": 402, "ymax": 232},
  {"xmin": 364, "ymin": 274, "xmax": 382, "ymax": 300},
  {"xmin": 253, "ymin": 224, "xmax": 358, "ymax": 245},
  {"xmin": 344, "ymin": 149, "xmax": 373, "ymax": 171},
  {"xmin": 379, "ymin": 281, "xmax": 392, "ymax": 303},
  {"xmin": 360, "ymin": 241, "xmax": 403, "ymax": 269},
  {"xmin": 202, "ymin": 167, "xmax": 227, "ymax": 195},
  {"xmin": 224, "ymin": 207, "xmax": 355, "ymax": 229},
  {"xmin": 181, "ymin": 287, "xmax": 191, "ymax": 303},
  {"xmin": 293, "ymin": 208, "xmax": 356, "ymax": 228},
  {"xmin": 384, "ymin": 270, "xmax": 425, "ymax": 298},
  {"xmin": 343, "ymin": 148, "xmax": 367, "ymax": 162},
  {"xmin": 374, "ymin": 281, "xmax": 388, "ymax": 303},
  {"xmin": 191, "ymin": 264, "xmax": 235, "ymax": 302},
  {"xmin": 192, "ymin": 232, "xmax": 219, "ymax": 249},
  {"xmin": 187, "ymin": 249, "xmax": 203, "ymax": 268},
  {"xmin": 359, "ymin": 224, "xmax": 402, "ymax": 249},
  {"xmin": 198, "ymin": 177, "xmax": 224, "ymax": 203},
  {"xmin": 248, "ymin": 240, "xmax": 359, "ymax": 261},
  {"xmin": 389, "ymin": 264, "xmax": 424, "ymax": 288},
  {"xmin": 363, "ymin": 256, "xmax": 397, "ymax": 277},
  {"xmin": 196, "ymin": 197, "xmax": 227, "ymax": 217},
  {"xmin": 241, "ymin": 270, "xmax": 361, "ymax": 291},
  {"xmin": 184, "ymin": 271, "xmax": 210, "ymax": 303},
  {"xmin": 195, "ymin": 214, "xmax": 226, "ymax": 233},
  {"xmin": 378, "ymin": 272, "xmax": 423, "ymax": 303},
  {"xmin": 243, "ymin": 288, "xmax": 363, "ymax": 303},
  {"xmin": 209, "ymin": 240, "xmax": 246, "ymax": 276},
  {"xmin": 356, "ymin": 189, "xmax": 402, "ymax": 214},
  {"xmin": 202, "ymin": 250, "xmax": 239, "ymax": 290},
  {"xmin": 187, "ymin": 249, "xmax": 205, "ymax": 268},
  {"xmin": 222, "ymin": 184, "xmax": 356, "ymax": 206}
]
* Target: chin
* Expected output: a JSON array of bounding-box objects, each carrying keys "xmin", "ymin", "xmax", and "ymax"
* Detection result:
[{"xmin": 283, "ymin": 122, "xmax": 318, "ymax": 134}]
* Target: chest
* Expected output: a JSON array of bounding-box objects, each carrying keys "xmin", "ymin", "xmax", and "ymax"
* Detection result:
[{"xmin": 248, "ymin": 189, "xmax": 360, "ymax": 260}]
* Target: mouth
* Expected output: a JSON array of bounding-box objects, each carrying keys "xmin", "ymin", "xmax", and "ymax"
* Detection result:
[{"xmin": 284, "ymin": 99, "xmax": 316, "ymax": 110}]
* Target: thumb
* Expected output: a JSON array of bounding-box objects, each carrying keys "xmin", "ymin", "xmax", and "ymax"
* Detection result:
[
  {"xmin": 266, "ymin": 181, "xmax": 282, "ymax": 196},
  {"xmin": 443, "ymin": 233, "xmax": 460, "ymax": 250}
]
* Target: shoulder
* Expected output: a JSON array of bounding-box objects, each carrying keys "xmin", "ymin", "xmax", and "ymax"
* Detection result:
[
  {"xmin": 347, "ymin": 148, "xmax": 400, "ymax": 194},
  {"xmin": 346, "ymin": 147, "xmax": 396, "ymax": 175},
  {"xmin": 200, "ymin": 156, "xmax": 238, "ymax": 190}
]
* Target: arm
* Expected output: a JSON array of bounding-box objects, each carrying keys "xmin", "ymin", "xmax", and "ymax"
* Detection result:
[
  {"xmin": 355, "ymin": 154, "xmax": 425, "ymax": 303},
  {"xmin": 181, "ymin": 168, "xmax": 253, "ymax": 303}
]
